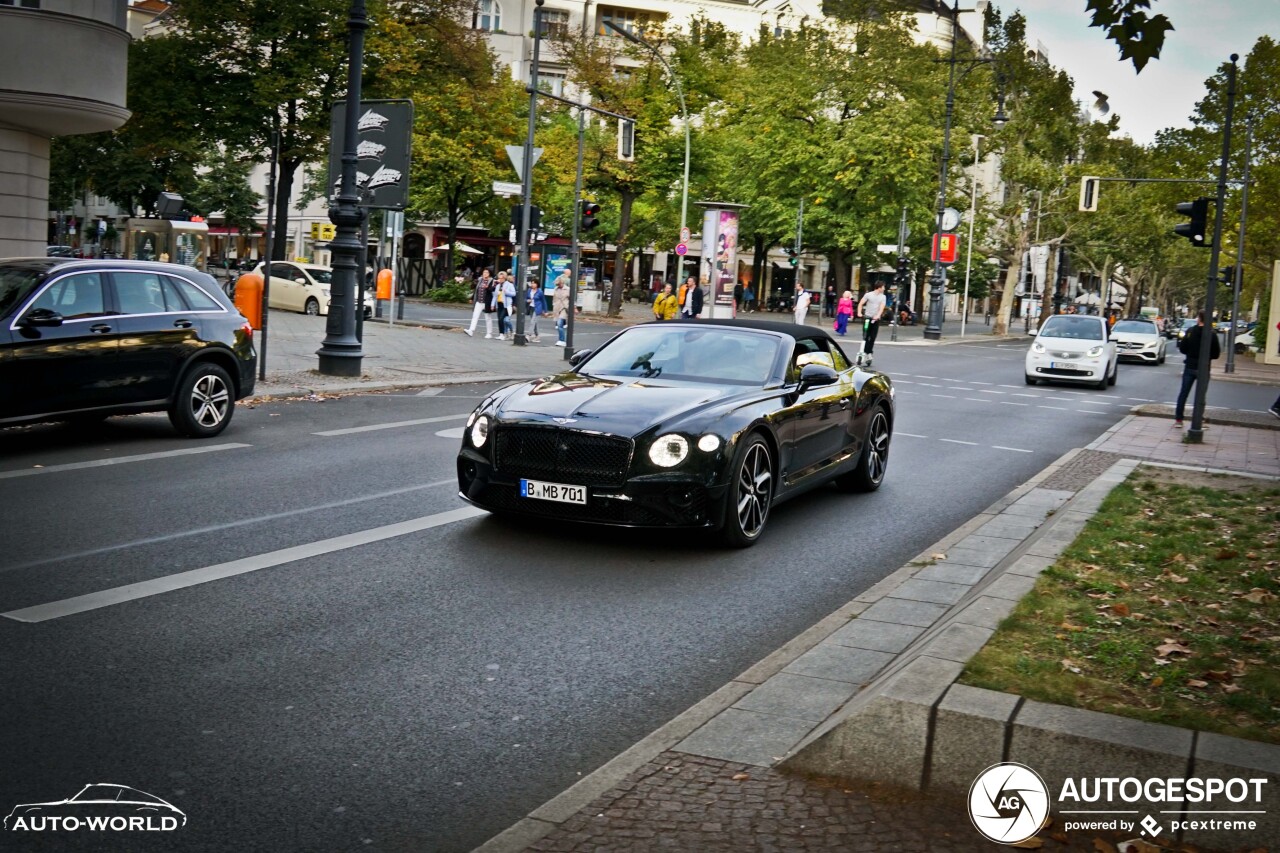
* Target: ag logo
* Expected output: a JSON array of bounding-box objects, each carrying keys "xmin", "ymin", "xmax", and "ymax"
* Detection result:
[{"xmin": 968, "ymin": 762, "xmax": 1050, "ymax": 844}]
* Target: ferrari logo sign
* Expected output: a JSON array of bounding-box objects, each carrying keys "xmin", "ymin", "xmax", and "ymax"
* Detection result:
[{"xmin": 932, "ymin": 232, "xmax": 959, "ymax": 265}]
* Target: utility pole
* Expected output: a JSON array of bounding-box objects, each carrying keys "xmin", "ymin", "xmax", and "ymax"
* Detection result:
[
  {"xmin": 1188, "ymin": 54, "xmax": 1238, "ymax": 444},
  {"xmin": 1224, "ymin": 112, "xmax": 1253, "ymax": 374},
  {"xmin": 513, "ymin": 0, "xmax": 546, "ymax": 347}
]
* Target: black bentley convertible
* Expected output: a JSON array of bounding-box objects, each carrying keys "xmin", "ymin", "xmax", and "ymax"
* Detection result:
[{"xmin": 456, "ymin": 319, "xmax": 894, "ymax": 546}]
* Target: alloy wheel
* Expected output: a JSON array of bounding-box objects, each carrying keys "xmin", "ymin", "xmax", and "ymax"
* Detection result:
[
  {"xmin": 735, "ymin": 441, "xmax": 772, "ymax": 539},
  {"xmin": 864, "ymin": 411, "xmax": 890, "ymax": 485},
  {"xmin": 190, "ymin": 374, "xmax": 230, "ymax": 428}
]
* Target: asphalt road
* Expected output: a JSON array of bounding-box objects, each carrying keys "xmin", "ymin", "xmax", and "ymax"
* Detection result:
[{"xmin": 0, "ymin": 341, "xmax": 1273, "ymax": 852}]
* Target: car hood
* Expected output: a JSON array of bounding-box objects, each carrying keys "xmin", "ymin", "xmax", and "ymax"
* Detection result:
[
  {"xmin": 495, "ymin": 372, "xmax": 758, "ymax": 435},
  {"xmin": 1035, "ymin": 335, "xmax": 1108, "ymax": 351},
  {"xmin": 1111, "ymin": 331, "xmax": 1159, "ymax": 343}
]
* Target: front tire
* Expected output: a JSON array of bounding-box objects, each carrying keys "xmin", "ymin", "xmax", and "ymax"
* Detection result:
[
  {"xmin": 168, "ymin": 362, "xmax": 235, "ymax": 438},
  {"xmin": 1107, "ymin": 360, "xmax": 1118, "ymax": 386},
  {"xmin": 1025, "ymin": 374, "xmax": 1039, "ymax": 386},
  {"xmin": 304, "ymin": 297, "xmax": 320, "ymax": 315},
  {"xmin": 837, "ymin": 405, "xmax": 891, "ymax": 493},
  {"xmin": 720, "ymin": 434, "xmax": 773, "ymax": 548}
]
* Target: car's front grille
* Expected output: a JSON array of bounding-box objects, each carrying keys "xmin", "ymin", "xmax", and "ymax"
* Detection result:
[{"xmin": 493, "ymin": 426, "xmax": 633, "ymax": 488}]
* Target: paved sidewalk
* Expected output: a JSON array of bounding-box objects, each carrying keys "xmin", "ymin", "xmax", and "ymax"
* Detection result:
[{"xmin": 477, "ymin": 413, "xmax": 1280, "ymax": 853}]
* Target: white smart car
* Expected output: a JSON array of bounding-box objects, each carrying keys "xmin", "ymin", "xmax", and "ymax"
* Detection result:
[{"xmin": 1025, "ymin": 314, "xmax": 1118, "ymax": 389}]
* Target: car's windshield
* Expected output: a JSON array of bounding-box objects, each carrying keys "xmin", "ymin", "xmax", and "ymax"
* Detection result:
[
  {"xmin": 1038, "ymin": 316, "xmax": 1104, "ymax": 341},
  {"xmin": 0, "ymin": 266, "xmax": 45, "ymax": 319},
  {"xmin": 72, "ymin": 785, "xmax": 123, "ymax": 802},
  {"xmin": 580, "ymin": 326, "xmax": 782, "ymax": 385},
  {"xmin": 1113, "ymin": 320, "xmax": 1157, "ymax": 335}
]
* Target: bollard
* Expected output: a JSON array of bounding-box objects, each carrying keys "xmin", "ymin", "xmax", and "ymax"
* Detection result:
[
  {"xmin": 233, "ymin": 272, "xmax": 263, "ymax": 329},
  {"xmin": 397, "ymin": 287, "xmax": 406, "ymax": 320}
]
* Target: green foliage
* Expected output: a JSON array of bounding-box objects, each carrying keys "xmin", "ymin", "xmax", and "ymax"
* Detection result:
[
  {"xmin": 1084, "ymin": 0, "xmax": 1174, "ymax": 73},
  {"xmin": 186, "ymin": 151, "xmax": 260, "ymax": 230},
  {"xmin": 426, "ymin": 281, "xmax": 473, "ymax": 303}
]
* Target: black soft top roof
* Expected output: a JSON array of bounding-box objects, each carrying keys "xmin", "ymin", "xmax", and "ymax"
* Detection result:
[{"xmin": 659, "ymin": 317, "xmax": 833, "ymax": 343}]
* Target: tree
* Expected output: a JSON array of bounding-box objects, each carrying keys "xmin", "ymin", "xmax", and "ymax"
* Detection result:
[
  {"xmin": 1084, "ymin": 0, "xmax": 1173, "ymax": 73},
  {"xmin": 160, "ymin": 0, "xmax": 350, "ymax": 259},
  {"xmin": 364, "ymin": 0, "xmax": 524, "ymax": 280}
]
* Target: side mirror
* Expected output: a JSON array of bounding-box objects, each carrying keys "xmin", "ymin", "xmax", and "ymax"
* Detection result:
[
  {"xmin": 798, "ymin": 363, "xmax": 838, "ymax": 391},
  {"xmin": 294, "ymin": 278, "xmax": 307, "ymax": 285},
  {"xmin": 568, "ymin": 348, "xmax": 592, "ymax": 367},
  {"xmin": 20, "ymin": 308, "xmax": 64, "ymax": 328}
]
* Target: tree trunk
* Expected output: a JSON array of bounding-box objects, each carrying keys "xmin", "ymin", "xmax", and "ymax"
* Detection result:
[
  {"xmin": 829, "ymin": 251, "xmax": 850, "ymax": 295},
  {"xmin": 1038, "ymin": 240, "xmax": 1059, "ymax": 326},
  {"xmin": 607, "ymin": 190, "xmax": 635, "ymax": 316},
  {"xmin": 272, "ymin": 158, "xmax": 299, "ymax": 262},
  {"xmin": 993, "ymin": 230, "xmax": 1029, "ymax": 336}
]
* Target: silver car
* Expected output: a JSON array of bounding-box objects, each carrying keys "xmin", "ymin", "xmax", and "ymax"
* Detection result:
[{"xmin": 1111, "ymin": 318, "xmax": 1167, "ymax": 364}]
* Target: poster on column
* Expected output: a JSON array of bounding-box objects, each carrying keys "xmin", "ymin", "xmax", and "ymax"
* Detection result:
[{"xmin": 701, "ymin": 209, "xmax": 739, "ymax": 305}]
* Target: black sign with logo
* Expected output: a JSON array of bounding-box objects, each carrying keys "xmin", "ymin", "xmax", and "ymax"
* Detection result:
[{"xmin": 327, "ymin": 99, "xmax": 413, "ymax": 210}]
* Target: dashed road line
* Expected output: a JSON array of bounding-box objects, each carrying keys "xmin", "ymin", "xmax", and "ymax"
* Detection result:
[
  {"xmin": 0, "ymin": 444, "xmax": 250, "ymax": 480},
  {"xmin": 313, "ymin": 413, "xmax": 469, "ymax": 436},
  {"xmin": 992, "ymin": 445, "xmax": 1034, "ymax": 453},
  {"xmin": 3, "ymin": 505, "xmax": 488, "ymax": 623},
  {"xmin": 965, "ymin": 398, "xmax": 994, "ymax": 403},
  {"xmin": 940, "ymin": 438, "xmax": 978, "ymax": 446},
  {"xmin": 999, "ymin": 401, "xmax": 1029, "ymax": 406},
  {"xmin": 930, "ymin": 394, "xmax": 956, "ymax": 399}
]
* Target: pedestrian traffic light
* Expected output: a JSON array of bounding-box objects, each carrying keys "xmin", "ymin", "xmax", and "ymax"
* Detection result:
[
  {"xmin": 1173, "ymin": 197, "xmax": 1210, "ymax": 247},
  {"xmin": 784, "ymin": 247, "xmax": 798, "ymax": 267},
  {"xmin": 895, "ymin": 255, "xmax": 910, "ymax": 283},
  {"xmin": 580, "ymin": 200, "xmax": 600, "ymax": 232}
]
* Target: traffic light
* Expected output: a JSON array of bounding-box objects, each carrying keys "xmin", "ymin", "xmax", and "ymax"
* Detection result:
[
  {"xmin": 784, "ymin": 247, "xmax": 798, "ymax": 267},
  {"xmin": 895, "ymin": 255, "xmax": 910, "ymax": 285},
  {"xmin": 580, "ymin": 200, "xmax": 600, "ymax": 232},
  {"xmin": 1173, "ymin": 197, "xmax": 1210, "ymax": 247},
  {"xmin": 1217, "ymin": 265, "xmax": 1234, "ymax": 285},
  {"xmin": 617, "ymin": 120, "xmax": 635, "ymax": 162}
]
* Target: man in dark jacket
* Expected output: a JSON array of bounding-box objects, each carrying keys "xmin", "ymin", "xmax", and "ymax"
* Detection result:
[
  {"xmin": 1174, "ymin": 311, "xmax": 1221, "ymax": 426},
  {"xmin": 680, "ymin": 275, "xmax": 703, "ymax": 319}
]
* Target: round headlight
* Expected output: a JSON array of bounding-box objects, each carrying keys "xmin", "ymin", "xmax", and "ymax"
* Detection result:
[
  {"xmin": 1032, "ymin": 342, "xmax": 1045, "ymax": 353},
  {"xmin": 1086, "ymin": 345, "xmax": 1104, "ymax": 357},
  {"xmin": 697, "ymin": 434, "xmax": 721, "ymax": 453},
  {"xmin": 470, "ymin": 415, "xmax": 490, "ymax": 448},
  {"xmin": 649, "ymin": 434, "xmax": 689, "ymax": 467}
]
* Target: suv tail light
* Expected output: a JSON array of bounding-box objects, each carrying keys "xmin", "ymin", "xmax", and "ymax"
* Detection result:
[{"xmin": 240, "ymin": 321, "xmax": 253, "ymax": 339}]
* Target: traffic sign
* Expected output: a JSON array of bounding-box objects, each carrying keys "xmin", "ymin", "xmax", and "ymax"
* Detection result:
[
  {"xmin": 492, "ymin": 180, "xmax": 522, "ymax": 196},
  {"xmin": 680, "ymin": 227, "xmax": 691, "ymax": 243},
  {"xmin": 675, "ymin": 242, "xmax": 688, "ymax": 256},
  {"xmin": 931, "ymin": 232, "xmax": 958, "ymax": 264},
  {"xmin": 505, "ymin": 145, "xmax": 543, "ymax": 180}
]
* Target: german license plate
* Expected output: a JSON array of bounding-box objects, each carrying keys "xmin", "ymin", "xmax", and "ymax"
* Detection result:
[
  {"xmin": 1051, "ymin": 361, "xmax": 1078, "ymax": 370},
  {"xmin": 520, "ymin": 479, "xmax": 587, "ymax": 504}
]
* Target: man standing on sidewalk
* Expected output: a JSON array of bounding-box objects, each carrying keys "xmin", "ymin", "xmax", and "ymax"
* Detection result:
[
  {"xmin": 1174, "ymin": 311, "xmax": 1221, "ymax": 427},
  {"xmin": 857, "ymin": 280, "xmax": 887, "ymax": 360},
  {"xmin": 680, "ymin": 275, "xmax": 703, "ymax": 320},
  {"xmin": 793, "ymin": 282, "xmax": 811, "ymax": 326}
]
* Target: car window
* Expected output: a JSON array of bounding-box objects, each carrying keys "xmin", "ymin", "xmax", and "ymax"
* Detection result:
[
  {"xmin": 1038, "ymin": 315, "xmax": 1104, "ymax": 340},
  {"xmin": 113, "ymin": 271, "xmax": 170, "ymax": 315},
  {"xmin": 581, "ymin": 326, "xmax": 781, "ymax": 385},
  {"xmin": 170, "ymin": 276, "xmax": 222, "ymax": 311},
  {"xmin": 787, "ymin": 337, "xmax": 849, "ymax": 380},
  {"xmin": 270, "ymin": 263, "xmax": 294, "ymax": 279},
  {"xmin": 72, "ymin": 785, "xmax": 122, "ymax": 802},
  {"xmin": 0, "ymin": 266, "xmax": 44, "ymax": 318},
  {"xmin": 307, "ymin": 268, "xmax": 334, "ymax": 284},
  {"xmin": 1113, "ymin": 320, "xmax": 1157, "ymax": 334},
  {"xmin": 27, "ymin": 272, "xmax": 106, "ymax": 320}
]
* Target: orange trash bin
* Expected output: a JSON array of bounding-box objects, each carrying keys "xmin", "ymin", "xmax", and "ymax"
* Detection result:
[
  {"xmin": 376, "ymin": 268, "xmax": 393, "ymax": 301},
  {"xmin": 234, "ymin": 272, "xmax": 263, "ymax": 329}
]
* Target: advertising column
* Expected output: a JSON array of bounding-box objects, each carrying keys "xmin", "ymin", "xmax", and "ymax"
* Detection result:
[{"xmin": 698, "ymin": 202, "xmax": 748, "ymax": 320}]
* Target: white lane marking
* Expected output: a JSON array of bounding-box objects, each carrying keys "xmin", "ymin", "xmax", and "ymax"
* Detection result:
[
  {"xmin": 1012, "ymin": 393, "xmax": 1039, "ymax": 398},
  {"xmin": 1077, "ymin": 409, "xmax": 1111, "ymax": 414},
  {"xmin": 894, "ymin": 380, "xmax": 915, "ymax": 384},
  {"xmin": 969, "ymin": 381, "xmax": 994, "ymax": 385},
  {"xmin": 1037, "ymin": 405, "xmax": 1070, "ymax": 411},
  {"xmin": 0, "ymin": 444, "xmax": 250, "ymax": 480},
  {"xmin": 979, "ymin": 389, "xmax": 1005, "ymax": 395},
  {"xmin": 917, "ymin": 383, "xmax": 943, "ymax": 388},
  {"xmin": 1127, "ymin": 398, "xmax": 1154, "ymax": 402},
  {"xmin": 950, "ymin": 387, "xmax": 975, "ymax": 392},
  {"xmin": 1, "ymin": 479, "xmax": 457, "ymax": 574},
  {"xmin": 435, "ymin": 427, "xmax": 466, "ymax": 439},
  {"xmin": 999, "ymin": 401, "xmax": 1029, "ymax": 406},
  {"xmin": 997, "ymin": 384, "xmax": 1021, "ymax": 389},
  {"xmin": 416, "ymin": 388, "xmax": 443, "ymax": 397},
  {"xmin": 940, "ymin": 438, "xmax": 978, "ymax": 446},
  {"xmin": 931, "ymin": 394, "xmax": 956, "ymax": 399},
  {"xmin": 3, "ymin": 505, "xmax": 488, "ymax": 623},
  {"xmin": 897, "ymin": 432, "xmax": 928, "ymax": 438},
  {"xmin": 314, "ymin": 413, "xmax": 468, "ymax": 436},
  {"xmin": 914, "ymin": 375, "xmax": 937, "ymax": 379},
  {"xmin": 965, "ymin": 398, "xmax": 993, "ymax": 403},
  {"xmin": 993, "ymin": 445, "xmax": 1034, "ymax": 453}
]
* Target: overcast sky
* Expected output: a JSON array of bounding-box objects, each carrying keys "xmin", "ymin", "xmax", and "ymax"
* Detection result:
[{"xmin": 983, "ymin": 0, "xmax": 1279, "ymax": 144}]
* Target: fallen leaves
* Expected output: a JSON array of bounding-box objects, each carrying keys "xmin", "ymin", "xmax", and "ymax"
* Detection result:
[
  {"xmin": 1155, "ymin": 640, "xmax": 1192, "ymax": 658},
  {"xmin": 1240, "ymin": 588, "xmax": 1276, "ymax": 604},
  {"xmin": 1061, "ymin": 658, "xmax": 1083, "ymax": 674}
]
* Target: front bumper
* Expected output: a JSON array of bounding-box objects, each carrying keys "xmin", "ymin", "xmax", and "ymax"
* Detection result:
[
  {"xmin": 1116, "ymin": 341, "xmax": 1161, "ymax": 362},
  {"xmin": 457, "ymin": 447, "xmax": 728, "ymax": 528},
  {"xmin": 1025, "ymin": 352, "xmax": 1107, "ymax": 382}
]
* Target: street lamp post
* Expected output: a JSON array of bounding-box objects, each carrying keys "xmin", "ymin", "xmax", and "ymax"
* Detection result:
[
  {"xmin": 317, "ymin": 0, "xmax": 368, "ymax": 376},
  {"xmin": 925, "ymin": 1, "xmax": 1004, "ymax": 340},
  {"xmin": 604, "ymin": 22, "xmax": 689, "ymax": 283},
  {"xmin": 960, "ymin": 133, "xmax": 983, "ymax": 337}
]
